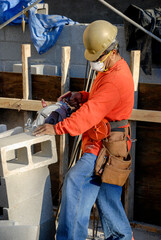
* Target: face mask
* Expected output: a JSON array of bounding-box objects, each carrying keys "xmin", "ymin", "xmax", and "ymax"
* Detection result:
[{"xmin": 90, "ymin": 51, "xmax": 111, "ymax": 72}]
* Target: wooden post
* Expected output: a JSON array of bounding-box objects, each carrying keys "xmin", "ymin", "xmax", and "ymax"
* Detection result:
[
  {"xmin": 124, "ymin": 50, "xmax": 141, "ymax": 220},
  {"xmin": 21, "ymin": 44, "xmax": 32, "ymax": 126},
  {"xmin": 22, "ymin": 44, "xmax": 31, "ymax": 100},
  {"xmin": 59, "ymin": 46, "xmax": 71, "ymax": 198}
]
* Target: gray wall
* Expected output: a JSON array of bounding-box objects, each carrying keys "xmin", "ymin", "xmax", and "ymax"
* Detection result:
[
  {"xmin": 46, "ymin": 0, "xmax": 161, "ymax": 24},
  {"xmin": 0, "ymin": 22, "xmax": 160, "ymax": 84}
]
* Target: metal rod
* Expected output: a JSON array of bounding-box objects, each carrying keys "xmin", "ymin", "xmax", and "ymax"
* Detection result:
[
  {"xmin": 0, "ymin": 0, "xmax": 42, "ymax": 30},
  {"xmin": 97, "ymin": 0, "xmax": 161, "ymax": 44}
]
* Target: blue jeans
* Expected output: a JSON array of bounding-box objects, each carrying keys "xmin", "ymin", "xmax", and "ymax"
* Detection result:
[
  {"xmin": 56, "ymin": 153, "xmax": 132, "ymax": 240},
  {"xmin": 96, "ymin": 183, "xmax": 132, "ymax": 240}
]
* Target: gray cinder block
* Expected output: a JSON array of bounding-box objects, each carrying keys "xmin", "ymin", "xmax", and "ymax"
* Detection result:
[
  {"xmin": 0, "ymin": 166, "xmax": 51, "ymax": 208},
  {"xmin": 0, "ymin": 189, "xmax": 53, "ymax": 225},
  {"xmin": 0, "ymin": 127, "xmax": 23, "ymax": 161},
  {"xmin": 0, "ymin": 127, "xmax": 23, "ymax": 139},
  {"xmin": 0, "ymin": 224, "xmax": 39, "ymax": 240},
  {"xmin": 0, "ymin": 132, "xmax": 57, "ymax": 177},
  {"xmin": 0, "ymin": 125, "xmax": 7, "ymax": 133},
  {"xmin": 0, "ymin": 220, "xmax": 19, "ymax": 226}
]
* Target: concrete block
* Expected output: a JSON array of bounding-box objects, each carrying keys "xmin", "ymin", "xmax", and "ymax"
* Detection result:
[
  {"xmin": 0, "ymin": 166, "xmax": 51, "ymax": 208},
  {"xmin": 70, "ymin": 44, "xmax": 86, "ymax": 65},
  {"xmin": 140, "ymin": 68, "xmax": 161, "ymax": 84},
  {"xmin": 39, "ymin": 218, "xmax": 55, "ymax": 240},
  {"xmin": 43, "ymin": 64, "xmax": 58, "ymax": 76},
  {"xmin": 0, "ymin": 125, "xmax": 7, "ymax": 133},
  {"xmin": 0, "ymin": 220, "xmax": 19, "ymax": 226},
  {"xmin": 0, "ymin": 224, "xmax": 39, "ymax": 240},
  {"xmin": 5, "ymin": 25, "xmax": 31, "ymax": 43},
  {"xmin": 70, "ymin": 24, "xmax": 87, "ymax": 44},
  {"xmin": 3, "ymin": 61, "xmax": 21, "ymax": 72},
  {"xmin": 0, "ymin": 61, "xmax": 4, "ymax": 71},
  {"xmin": 0, "ymin": 42, "xmax": 22, "ymax": 60},
  {"xmin": 0, "ymin": 132, "xmax": 57, "ymax": 177},
  {"xmin": 0, "ymin": 29, "xmax": 5, "ymax": 41},
  {"xmin": 13, "ymin": 63, "xmax": 58, "ymax": 76},
  {"xmin": 70, "ymin": 64, "xmax": 87, "ymax": 78},
  {"xmin": 57, "ymin": 25, "xmax": 72, "ymax": 45},
  {"xmin": 0, "ymin": 189, "xmax": 53, "ymax": 226},
  {"xmin": 0, "ymin": 127, "xmax": 23, "ymax": 165},
  {"xmin": 0, "ymin": 127, "xmax": 23, "ymax": 139}
]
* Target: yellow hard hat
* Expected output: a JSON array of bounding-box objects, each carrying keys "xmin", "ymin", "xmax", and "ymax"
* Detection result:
[{"xmin": 83, "ymin": 20, "xmax": 118, "ymax": 61}]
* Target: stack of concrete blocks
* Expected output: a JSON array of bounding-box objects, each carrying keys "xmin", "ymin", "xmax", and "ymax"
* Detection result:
[{"xmin": 0, "ymin": 131, "xmax": 58, "ymax": 240}]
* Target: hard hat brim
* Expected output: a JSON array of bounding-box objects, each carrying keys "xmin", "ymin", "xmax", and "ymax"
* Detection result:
[{"xmin": 84, "ymin": 46, "xmax": 108, "ymax": 62}]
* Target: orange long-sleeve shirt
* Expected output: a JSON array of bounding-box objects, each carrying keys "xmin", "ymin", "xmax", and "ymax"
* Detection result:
[{"xmin": 55, "ymin": 58, "xmax": 134, "ymax": 156}]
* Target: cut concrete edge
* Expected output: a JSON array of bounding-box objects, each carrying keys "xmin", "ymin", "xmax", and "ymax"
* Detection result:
[{"xmin": 0, "ymin": 127, "xmax": 23, "ymax": 139}]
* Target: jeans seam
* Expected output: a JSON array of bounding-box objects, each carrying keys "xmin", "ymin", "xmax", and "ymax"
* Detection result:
[{"xmin": 72, "ymin": 155, "xmax": 96, "ymax": 239}]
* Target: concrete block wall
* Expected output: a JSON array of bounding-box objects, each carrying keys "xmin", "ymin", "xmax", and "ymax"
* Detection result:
[
  {"xmin": 0, "ymin": 23, "xmax": 160, "ymax": 83},
  {"xmin": 0, "ymin": 131, "xmax": 57, "ymax": 240}
]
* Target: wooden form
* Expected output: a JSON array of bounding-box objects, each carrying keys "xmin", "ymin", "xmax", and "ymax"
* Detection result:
[
  {"xmin": 0, "ymin": 97, "xmax": 54, "ymax": 112},
  {"xmin": 0, "ymin": 49, "xmax": 161, "ymax": 232},
  {"xmin": 59, "ymin": 46, "xmax": 71, "ymax": 197},
  {"xmin": 22, "ymin": 44, "xmax": 31, "ymax": 100},
  {"xmin": 124, "ymin": 50, "xmax": 140, "ymax": 220},
  {"xmin": 0, "ymin": 97, "xmax": 161, "ymax": 123}
]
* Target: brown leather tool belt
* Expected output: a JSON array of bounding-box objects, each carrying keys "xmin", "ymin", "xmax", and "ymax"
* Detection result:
[{"xmin": 95, "ymin": 123, "xmax": 132, "ymax": 186}]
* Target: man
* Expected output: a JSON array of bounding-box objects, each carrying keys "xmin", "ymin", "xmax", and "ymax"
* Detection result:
[{"xmin": 33, "ymin": 20, "xmax": 134, "ymax": 240}]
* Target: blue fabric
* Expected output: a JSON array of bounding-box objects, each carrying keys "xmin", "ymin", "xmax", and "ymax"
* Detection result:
[
  {"xmin": 28, "ymin": 5, "xmax": 78, "ymax": 54},
  {"xmin": 0, "ymin": 0, "xmax": 41, "ymax": 24},
  {"xmin": 0, "ymin": 0, "xmax": 78, "ymax": 54},
  {"xmin": 96, "ymin": 183, "xmax": 132, "ymax": 240}
]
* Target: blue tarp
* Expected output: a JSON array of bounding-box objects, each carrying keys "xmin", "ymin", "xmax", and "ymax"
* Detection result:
[
  {"xmin": 0, "ymin": 0, "xmax": 39, "ymax": 24},
  {"xmin": 28, "ymin": 5, "xmax": 78, "ymax": 54},
  {"xmin": 0, "ymin": 0, "xmax": 78, "ymax": 54}
]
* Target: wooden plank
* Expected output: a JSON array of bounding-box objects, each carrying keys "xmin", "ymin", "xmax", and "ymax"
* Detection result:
[
  {"xmin": 0, "ymin": 97, "xmax": 161, "ymax": 123},
  {"xmin": 21, "ymin": 44, "xmax": 32, "ymax": 128},
  {"xmin": 130, "ymin": 109, "xmax": 161, "ymax": 123},
  {"xmin": 124, "ymin": 50, "xmax": 141, "ymax": 220},
  {"xmin": 0, "ymin": 72, "xmax": 61, "ymax": 101},
  {"xmin": 134, "ymin": 121, "xmax": 161, "ymax": 226},
  {"xmin": 59, "ymin": 46, "xmax": 71, "ymax": 199},
  {"xmin": 130, "ymin": 221, "xmax": 161, "ymax": 234},
  {"xmin": 22, "ymin": 44, "xmax": 31, "ymax": 100},
  {"xmin": 0, "ymin": 97, "xmax": 54, "ymax": 111},
  {"xmin": 0, "ymin": 72, "xmax": 23, "ymax": 98},
  {"xmin": 138, "ymin": 83, "xmax": 161, "ymax": 111},
  {"xmin": 32, "ymin": 74, "xmax": 61, "ymax": 101}
]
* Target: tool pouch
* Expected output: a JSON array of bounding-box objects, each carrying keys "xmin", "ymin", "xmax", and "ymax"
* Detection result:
[
  {"xmin": 103, "ymin": 128, "xmax": 130, "ymax": 158},
  {"xmin": 95, "ymin": 126, "xmax": 132, "ymax": 186},
  {"xmin": 101, "ymin": 154, "xmax": 131, "ymax": 186}
]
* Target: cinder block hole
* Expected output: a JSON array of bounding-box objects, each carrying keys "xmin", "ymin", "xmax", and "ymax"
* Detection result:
[
  {"xmin": 6, "ymin": 147, "xmax": 28, "ymax": 171},
  {"xmin": 32, "ymin": 140, "xmax": 52, "ymax": 164},
  {"xmin": 0, "ymin": 207, "xmax": 3, "ymax": 216}
]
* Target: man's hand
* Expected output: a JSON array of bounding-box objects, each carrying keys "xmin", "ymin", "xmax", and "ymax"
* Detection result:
[
  {"xmin": 32, "ymin": 124, "xmax": 56, "ymax": 136},
  {"xmin": 68, "ymin": 92, "xmax": 82, "ymax": 108},
  {"xmin": 57, "ymin": 91, "xmax": 81, "ymax": 109}
]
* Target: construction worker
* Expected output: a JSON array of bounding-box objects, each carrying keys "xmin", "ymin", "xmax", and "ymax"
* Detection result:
[{"xmin": 33, "ymin": 20, "xmax": 134, "ymax": 240}]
